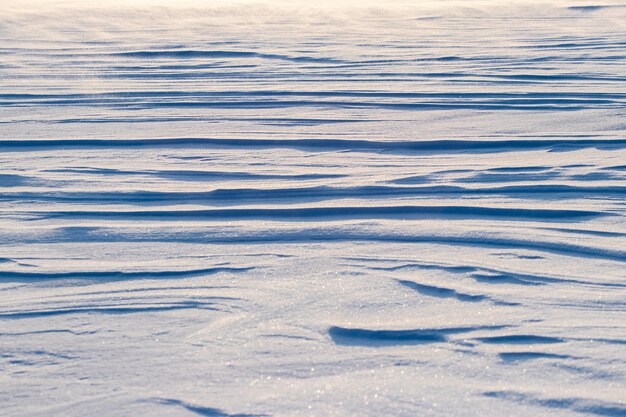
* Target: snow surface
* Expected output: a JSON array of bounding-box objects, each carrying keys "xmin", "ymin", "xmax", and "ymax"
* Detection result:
[{"xmin": 1, "ymin": 0, "xmax": 625, "ymax": 416}]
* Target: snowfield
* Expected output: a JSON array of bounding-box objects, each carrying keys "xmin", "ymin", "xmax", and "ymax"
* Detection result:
[{"xmin": 1, "ymin": 1, "xmax": 625, "ymax": 416}]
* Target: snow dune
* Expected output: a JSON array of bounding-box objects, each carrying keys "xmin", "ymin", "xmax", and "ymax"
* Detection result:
[{"xmin": 1, "ymin": 1, "xmax": 625, "ymax": 416}]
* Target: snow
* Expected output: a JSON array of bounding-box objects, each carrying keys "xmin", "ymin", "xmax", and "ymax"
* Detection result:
[{"xmin": 1, "ymin": 0, "xmax": 625, "ymax": 416}]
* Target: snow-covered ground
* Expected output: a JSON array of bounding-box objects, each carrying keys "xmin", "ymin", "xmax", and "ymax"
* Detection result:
[{"xmin": 1, "ymin": 1, "xmax": 625, "ymax": 415}]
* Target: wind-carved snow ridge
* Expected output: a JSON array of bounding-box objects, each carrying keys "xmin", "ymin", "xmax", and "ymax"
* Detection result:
[{"xmin": 1, "ymin": 0, "xmax": 625, "ymax": 416}]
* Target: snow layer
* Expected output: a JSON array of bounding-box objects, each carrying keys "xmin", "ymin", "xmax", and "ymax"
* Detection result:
[{"xmin": 1, "ymin": 1, "xmax": 625, "ymax": 416}]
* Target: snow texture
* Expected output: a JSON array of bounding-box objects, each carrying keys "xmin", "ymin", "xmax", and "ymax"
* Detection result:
[{"xmin": 1, "ymin": 1, "xmax": 625, "ymax": 416}]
